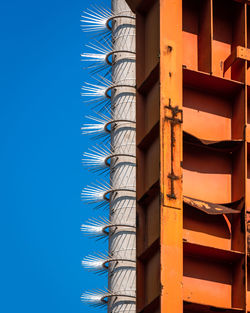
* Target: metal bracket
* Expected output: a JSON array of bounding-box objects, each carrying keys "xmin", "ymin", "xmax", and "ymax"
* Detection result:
[
  {"xmin": 224, "ymin": 46, "xmax": 250, "ymax": 74},
  {"xmin": 164, "ymin": 104, "xmax": 183, "ymax": 124},
  {"xmin": 165, "ymin": 101, "xmax": 183, "ymax": 200},
  {"xmin": 167, "ymin": 173, "xmax": 180, "ymax": 199}
]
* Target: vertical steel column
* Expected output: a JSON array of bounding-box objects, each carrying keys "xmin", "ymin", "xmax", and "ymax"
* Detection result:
[
  {"xmin": 243, "ymin": 4, "xmax": 248, "ymax": 312},
  {"xmin": 109, "ymin": 1, "xmax": 136, "ymax": 312},
  {"xmin": 160, "ymin": 0, "xmax": 183, "ymax": 312}
]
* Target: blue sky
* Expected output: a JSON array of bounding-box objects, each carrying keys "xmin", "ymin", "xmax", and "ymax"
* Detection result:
[{"xmin": 0, "ymin": 0, "xmax": 109, "ymax": 312}]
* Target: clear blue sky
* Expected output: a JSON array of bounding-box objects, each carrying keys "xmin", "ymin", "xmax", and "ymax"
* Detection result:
[{"xmin": 0, "ymin": 0, "xmax": 109, "ymax": 312}]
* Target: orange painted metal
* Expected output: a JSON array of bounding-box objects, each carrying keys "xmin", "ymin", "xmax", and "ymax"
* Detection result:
[
  {"xmin": 160, "ymin": 0, "xmax": 183, "ymax": 313},
  {"xmin": 224, "ymin": 46, "xmax": 250, "ymax": 74},
  {"xmin": 125, "ymin": 0, "xmax": 250, "ymax": 312}
]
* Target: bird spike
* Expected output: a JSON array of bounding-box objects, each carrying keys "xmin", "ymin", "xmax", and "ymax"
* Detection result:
[
  {"xmin": 81, "ymin": 82, "xmax": 109, "ymax": 98},
  {"xmin": 82, "ymin": 250, "xmax": 137, "ymax": 275},
  {"xmin": 81, "ymin": 111, "xmax": 136, "ymax": 140},
  {"xmin": 81, "ymin": 75, "xmax": 136, "ymax": 99},
  {"xmin": 81, "ymin": 180, "xmax": 136, "ymax": 210},
  {"xmin": 82, "ymin": 143, "xmax": 137, "ymax": 175},
  {"xmin": 81, "ymin": 74, "xmax": 136, "ymax": 113},
  {"xmin": 81, "ymin": 41, "xmax": 112, "ymax": 62},
  {"xmin": 81, "ymin": 112, "xmax": 110, "ymax": 138},
  {"xmin": 81, "ymin": 180, "xmax": 111, "ymax": 202},
  {"xmin": 81, "ymin": 180, "xmax": 136, "ymax": 202},
  {"xmin": 81, "ymin": 289, "xmax": 108, "ymax": 307},
  {"xmin": 81, "ymin": 252, "xmax": 109, "ymax": 274},
  {"xmin": 82, "ymin": 144, "xmax": 110, "ymax": 175},
  {"xmin": 81, "ymin": 40, "xmax": 113, "ymax": 77},
  {"xmin": 81, "ymin": 216, "xmax": 136, "ymax": 240},
  {"xmin": 81, "ymin": 289, "xmax": 136, "ymax": 307},
  {"xmin": 80, "ymin": 216, "xmax": 110, "ymax": 239},
  {"xmin": 81, "ymin": 77, "xmax": 112, "ymax": 112},
  {"xmin": 81, "ymin": 5, "xmax": 112, "ymax": 33}
]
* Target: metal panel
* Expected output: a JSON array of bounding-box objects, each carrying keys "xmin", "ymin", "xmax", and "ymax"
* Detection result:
[
  {"xmin": 125, "ymin": 0, "xmax": 250, "ymax": 312},
  {"xmin": 160, "ymin": 1, "xmax": 183, "ymax": 313}
]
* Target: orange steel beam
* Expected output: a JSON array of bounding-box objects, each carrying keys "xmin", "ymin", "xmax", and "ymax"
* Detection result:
[
  {"xmin": 243, "ymin": 5, "xmax": 248, "ymax": 313},
  {"xmin": 160, "ymin": 0, "xmax": 183, "ymax": 312},
  {"xmin": 224, "ymin": 46, "xmax": 250, "ymax": 75}
]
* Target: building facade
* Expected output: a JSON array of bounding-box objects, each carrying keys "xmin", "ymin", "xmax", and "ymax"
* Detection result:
[{"xmin": 125, "ymin": 0, "xmax": 250, "ymax": 312}]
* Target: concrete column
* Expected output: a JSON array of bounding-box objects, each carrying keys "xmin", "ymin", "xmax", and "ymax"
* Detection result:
[{"xmin": 109, "ymin": 0, "xmax": 136, "ymax": 312}]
